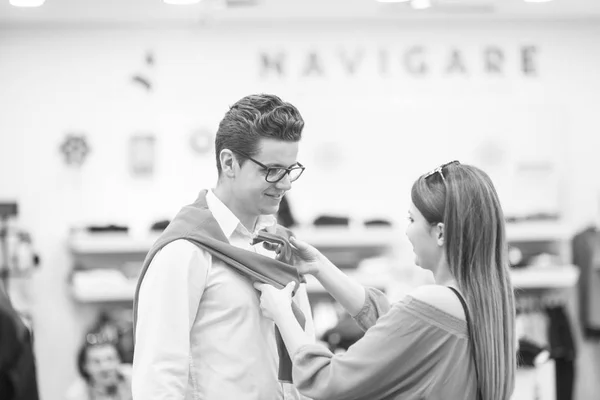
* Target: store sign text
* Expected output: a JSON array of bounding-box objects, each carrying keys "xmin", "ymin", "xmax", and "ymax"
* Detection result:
[{"xmin": 259, "ymin": 46, "xmax": 539, "ymax": 78}]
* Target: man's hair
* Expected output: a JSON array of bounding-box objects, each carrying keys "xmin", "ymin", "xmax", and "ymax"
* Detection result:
[
  {"xmin": 411, "ymin": 163, "xmax": 516, "ymax": 400},
  {"xmin": 214, "ymin": 94, "xmax": 304, "ymax": 176}
]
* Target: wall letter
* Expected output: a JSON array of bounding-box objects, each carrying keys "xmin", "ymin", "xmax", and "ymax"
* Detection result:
[
  {"xmin": 403, "ymin": 46, "xmax": 428, "ymax": 75},
  {"xmin": 259, "ymin": 52, "xmax": 285, "ymax": 77},
  {"xmin": 446, "ymin": 49, "xmax": 467, "ymax": 75},
  {"xmin": 522, "ymin": 46, "xmax": 538, "ymax": 76},
  {"xmin": 485, "ymin": 47, "xmax": 504, "ymax": 75},
  {"xmin": 302, "ymin": 51, "xmax": 324, "ymax": 77},
  {"xmin": 338, "ymin": 48, "xmax": 365, "ymax": 75}
]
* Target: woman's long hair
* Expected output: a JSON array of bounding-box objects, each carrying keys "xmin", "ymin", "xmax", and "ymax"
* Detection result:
[{"xmin": 412, "ymin": 163, "xmax": 516, "ymax": 400}]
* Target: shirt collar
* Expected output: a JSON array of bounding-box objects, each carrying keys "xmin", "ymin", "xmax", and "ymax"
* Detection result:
[{"xmin": 206, "ymin": 189, "xmax": 277, "ymax": 239}]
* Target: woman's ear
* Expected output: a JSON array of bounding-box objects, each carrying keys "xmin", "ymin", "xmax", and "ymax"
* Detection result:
[
  {"xmin": 219, "ymin": 149, "xmax": 236, "ymax": 178},
  {"xmin": 435, "ymin": 222, "xmax": 444, "ymax": 247}
]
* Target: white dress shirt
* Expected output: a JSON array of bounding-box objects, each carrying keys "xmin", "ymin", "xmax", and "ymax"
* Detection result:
[{"xmin": 132, "ymin": 189, "xmax": 314, "ymax": 400}]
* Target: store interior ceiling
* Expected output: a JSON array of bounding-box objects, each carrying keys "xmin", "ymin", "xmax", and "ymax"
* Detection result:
[{"xmin": 1, "ymin": 0, "xmax": 600, "ymax": 27}]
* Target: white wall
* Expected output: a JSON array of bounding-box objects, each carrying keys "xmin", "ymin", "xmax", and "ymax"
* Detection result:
[{"xmin": 1, "ymin": 20, "xmax": 599, "ymax": 400}]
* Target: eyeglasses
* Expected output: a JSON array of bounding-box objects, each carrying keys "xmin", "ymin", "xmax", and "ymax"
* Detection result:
[
  {"xmin": 234, "ymin": 151, "xmax": 305, "ymax": 183},
  {"xmin": 424, "ymin": 160, "xmax": 460, "ymax": 182}
]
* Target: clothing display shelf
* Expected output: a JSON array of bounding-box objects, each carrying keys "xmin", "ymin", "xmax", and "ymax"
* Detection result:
[
  {"xmin": 303, "ymin": 265, "xmax": 579, "ymax": 294},
  {"xmin": 70, "ymin": 268, "xmax": 395, "ymax": 303},
  {"xmin": 69, "ymin": 221, "xmax": 574, "ymax": 254},
  {"xmin": 504, "ymin": 220, "xmax": 578, "ymax": 289},
  {"xmin": 68, "ymin": 221, "xmax": 578, "ymax": 303},
  {"xmin": 508, "ymin": 222, "xmax": 579, "ymax": 400},
  {"xmin": 67, "ymin": 222, "xmax": 579, "ymax": 400},
  {"xmin": 505, "ymin": 221, "xmax": 573, "ymax": 242},
  {"xmin": 506, "ymin": 221, "xmax": 574, "ymax": 265},
  {"xmin": 69, "ymin": 262, "xmax": 579, "ymax": 303},
  {"xmin": 511, "ymin": 265, "xmax": 579, "ymax": 290},
  {"xmin": 68, "ymin": 225, "xmax": 402, "ymax": 303},
  {"xmin": 68, "ymin": 226, "xmax": 401, "ymax": 254}
]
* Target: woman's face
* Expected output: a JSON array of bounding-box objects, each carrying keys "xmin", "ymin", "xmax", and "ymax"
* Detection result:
[
  {"xmin": 405, "ymin": 201, "xmax": 444, "ymax": 272},
  {"xmin": 84, "ymin": 344, "xmax": 120, "ymax": 387}
]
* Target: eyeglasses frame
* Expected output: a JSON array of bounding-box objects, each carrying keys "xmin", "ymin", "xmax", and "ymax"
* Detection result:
[{"xmin": 233, "ymin": 150, "xmax": 305, "ymax": 183}]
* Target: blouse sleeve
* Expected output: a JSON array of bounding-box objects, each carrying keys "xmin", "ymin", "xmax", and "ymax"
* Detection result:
[
  {"xmin": 351, "ymin": 287, "xmax": 391, "ymax": 331},
  {"xmin": 292, "ymin": 298, "xmax": 455, "ymax": 400}
]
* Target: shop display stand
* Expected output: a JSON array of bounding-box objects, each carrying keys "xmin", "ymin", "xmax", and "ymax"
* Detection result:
[{"xmin": 68, "ymin": 222, "xmax": 578, "ymax": 400}]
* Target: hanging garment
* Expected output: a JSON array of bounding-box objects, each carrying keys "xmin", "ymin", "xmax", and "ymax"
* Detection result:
[
  {"xmin": 547, "ymin": 305, "xmax": 576, "ymax": 400},
  {"xmin": 572, "ymin": 226, "xmax": 600, "ymax": 337}
]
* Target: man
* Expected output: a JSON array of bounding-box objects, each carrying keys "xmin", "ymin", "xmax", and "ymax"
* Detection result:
[{"xmin": 132, "ymin": 94, "xmax": 314, "ymax": 400}]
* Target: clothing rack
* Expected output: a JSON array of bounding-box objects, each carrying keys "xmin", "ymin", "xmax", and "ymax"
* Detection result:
[
  {"xmin": 515, "ymin": 287, "xmax": 576, "ymax": 400},
  {"xmin": 516, "ymin": 291, "xmax": 569, "ymax": 313}
]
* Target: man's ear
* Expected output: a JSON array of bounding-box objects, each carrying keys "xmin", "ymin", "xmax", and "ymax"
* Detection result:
[
  {"xmin": 219, "ymin": 149, "xmax": 236, "ymax": 178},
  {"xmin": 435, "ymin": 222, "xmax": 444, "ymax": 247}
]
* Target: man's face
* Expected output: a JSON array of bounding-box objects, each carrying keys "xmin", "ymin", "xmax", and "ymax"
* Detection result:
[{"xmin": 232, "ymin": 138, "xmax": 300, "ymax": 218}]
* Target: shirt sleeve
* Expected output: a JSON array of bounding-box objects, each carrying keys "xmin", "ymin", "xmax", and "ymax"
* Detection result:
[
  {"xmin": 291, "ymin": 299, "xmax": 451, "ymax": 400},
  {"xmin": 351, "ymin": 286, "xmax": 391, "ymax": 331},
  {"xmin": 132, "ymin": 240, "xmax": 210, "ymax": 400}
]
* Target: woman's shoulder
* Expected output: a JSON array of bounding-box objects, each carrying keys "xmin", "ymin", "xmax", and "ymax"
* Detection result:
[{"xmin": 407, "ymin": 285, "xmax": 466, "ymax": 321}]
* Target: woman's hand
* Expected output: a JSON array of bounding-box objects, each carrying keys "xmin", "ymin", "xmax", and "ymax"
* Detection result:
[
  {"xmin": 253, "ymin": 281, "xmax": 296, "ymax": 323},
  {"xmin": 261, "ymin": 234, "xmax": 326, "ymax": 276},
  {"xmin": 288, "ymin": 237, "xmax": 325, "ymax": 276}
]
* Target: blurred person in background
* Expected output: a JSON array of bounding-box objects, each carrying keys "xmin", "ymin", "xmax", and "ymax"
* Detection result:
[
  {"xmin": 0, "ymin": 280, "xmax": 39, "ymax": 400},
  {"xmin": 255, "ymin": 161, "xmax": 516, "ymax": 400},
  {"xmin": 66, "ymin": 340, "xmax": 132, "ymax": 400}
]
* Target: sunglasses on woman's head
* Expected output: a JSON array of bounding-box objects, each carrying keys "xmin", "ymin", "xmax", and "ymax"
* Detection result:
[{"xmin": 424, "ymin": 160, "xmax": 460, "ymax": 182}]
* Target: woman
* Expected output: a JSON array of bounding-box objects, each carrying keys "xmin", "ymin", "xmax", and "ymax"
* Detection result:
[
  {"xmin": 255, "ymin": 161, "xmax": 516, "ymax": 400},
  {"xmin": 65, "ymin": 341, "xmax": 132, "ymax": 400}
]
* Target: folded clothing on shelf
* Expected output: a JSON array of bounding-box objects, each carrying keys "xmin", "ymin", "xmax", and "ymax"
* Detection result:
[
  {"xmin": 313, "ymin": 215, "xmax": 350, "ymax": 226},
  {"xmin": 150, "ymin": 220, "xmax": 170, "ymax": 232},
  {"xmin": 86, "ymin": 224, "xmax": 129, "ymax": 233},
  {"xmin": 364, "ymin": 219, "xmax": 392, "ymax": 227}
]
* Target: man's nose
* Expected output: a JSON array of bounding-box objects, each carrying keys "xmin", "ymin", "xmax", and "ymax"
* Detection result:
[{"xmin": 275, "ymin": 173, "xmax": 292, "ymax": 190}]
